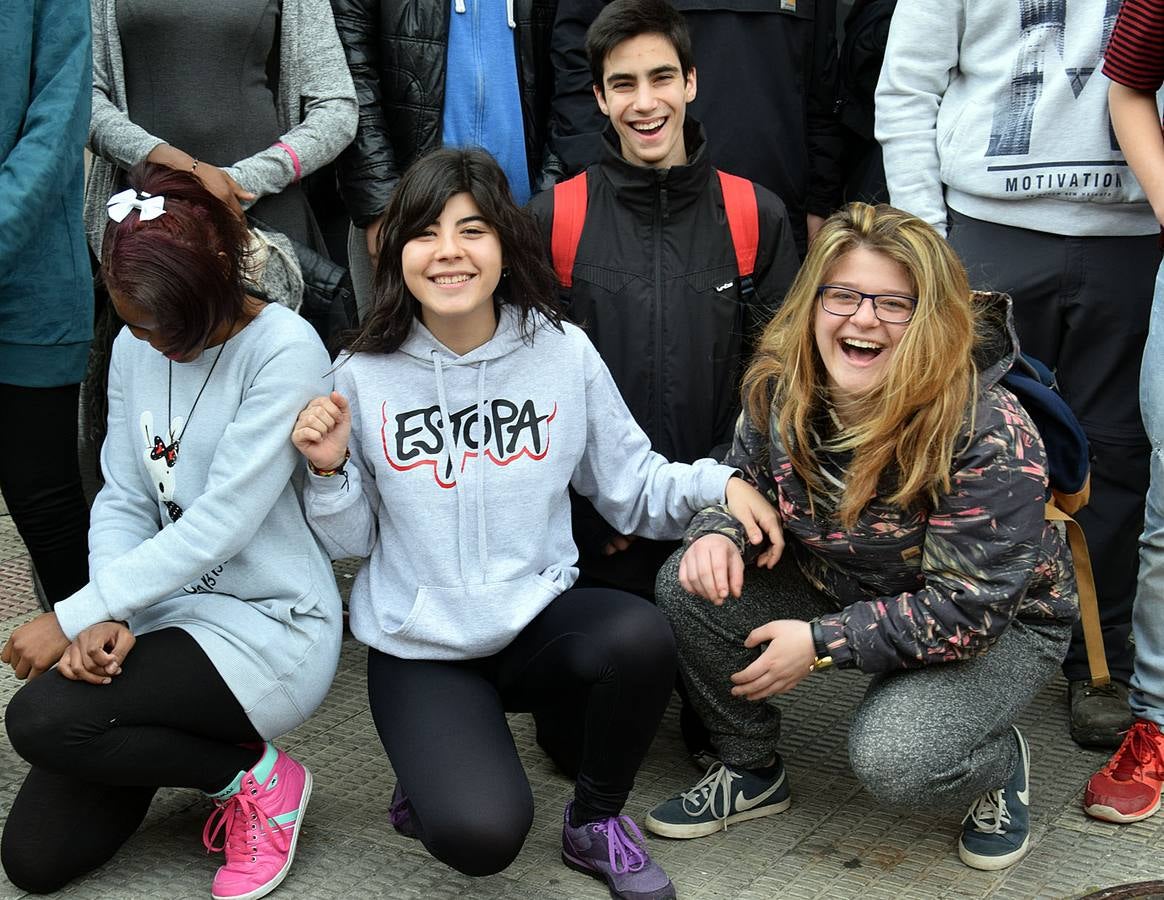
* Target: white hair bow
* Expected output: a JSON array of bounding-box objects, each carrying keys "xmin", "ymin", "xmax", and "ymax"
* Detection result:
[{"xmin": 106, "ymin": 189, "xmax": 166, "ymax": 222}]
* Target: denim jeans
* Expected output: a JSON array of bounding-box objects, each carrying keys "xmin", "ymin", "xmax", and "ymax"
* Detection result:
[{"xmin": 1131, "ymin": 262, "xmax": 1164, "ymax": 729}]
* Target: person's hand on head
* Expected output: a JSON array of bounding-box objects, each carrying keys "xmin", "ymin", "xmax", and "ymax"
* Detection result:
[
  {"xmin": 193, "ymin": 164, "xmax": 255, "ymax": 218},
  {"xmin": 145, "ymin": 145, "xmax": 255, "ymax": 218}
]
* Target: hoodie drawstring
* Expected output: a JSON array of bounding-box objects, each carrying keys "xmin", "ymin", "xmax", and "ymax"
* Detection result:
[
  {"xmin": 475, "ymin": 361, "xmax": 490, "ymax": 572},
  {"xmin": 432, "ymin": 351, "xmax": 472, "ymax": 586},
  {"xmin": 430, "ymin": 349, "xmax": 490, "ymax": 584}
]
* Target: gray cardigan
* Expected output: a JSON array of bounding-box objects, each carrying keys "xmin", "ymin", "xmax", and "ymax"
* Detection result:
[{"xmin": 85, "ymin": 0, "xmax": 357, "ymax": 254}]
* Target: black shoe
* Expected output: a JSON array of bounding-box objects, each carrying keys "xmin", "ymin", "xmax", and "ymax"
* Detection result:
[{"xmin": 1069, "ymin": 679, "xmax": 1133, "ymax": 749}]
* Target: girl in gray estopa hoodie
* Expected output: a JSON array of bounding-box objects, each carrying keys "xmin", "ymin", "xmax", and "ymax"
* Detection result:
[{"xmin": 295, "ymin": 149, "xmax": 776, "ymax": 900}]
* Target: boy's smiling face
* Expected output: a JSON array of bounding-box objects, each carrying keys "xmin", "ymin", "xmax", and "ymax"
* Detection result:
[{"xmin": 594, "ymin": 32, "xmax": 697, "ymax": 169}]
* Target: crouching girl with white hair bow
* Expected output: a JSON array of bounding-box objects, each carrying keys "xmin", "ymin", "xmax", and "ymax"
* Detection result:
[{"xmin": 1, "ymin": 164, "xmax": 342, "ymax": 900}]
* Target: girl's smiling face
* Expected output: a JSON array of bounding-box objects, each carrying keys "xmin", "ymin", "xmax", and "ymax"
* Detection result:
[
  {"xmin": 813, "ymin": 246, "xmax": 915, "ymax": 408},
  {"xmin": 402, "ymin": 192, "xmax": 503, "ymax": 352}
]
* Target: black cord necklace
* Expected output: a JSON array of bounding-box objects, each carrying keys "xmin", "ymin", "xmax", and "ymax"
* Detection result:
[{"xmin": 163, "ymin": 338, "xmax": 229, "ymax": 464}]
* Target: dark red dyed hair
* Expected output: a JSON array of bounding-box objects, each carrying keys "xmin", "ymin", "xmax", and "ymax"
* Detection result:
[{"xmin": 101, "ymin": 163, "xmax": 251, "ymax": 358}]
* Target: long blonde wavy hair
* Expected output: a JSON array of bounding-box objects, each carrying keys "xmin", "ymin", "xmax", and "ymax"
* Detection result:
[{"xmin": 743, "ymin": 203, "xmax": 977, "ymax": 527}]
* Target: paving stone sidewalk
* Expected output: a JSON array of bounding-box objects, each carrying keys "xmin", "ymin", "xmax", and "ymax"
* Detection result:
[{"xmin": 2, "ymin": 503, "xmax": 1163, "ymax": 899}]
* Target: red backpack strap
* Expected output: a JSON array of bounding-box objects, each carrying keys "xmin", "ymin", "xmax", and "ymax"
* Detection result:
[
  {"xmin": 716, "ymin": 170, "xmax": 759, "ymax": 296},
  {"xmin": 551, "ymin": 172, "xmax": 588, "ymax": 289}
]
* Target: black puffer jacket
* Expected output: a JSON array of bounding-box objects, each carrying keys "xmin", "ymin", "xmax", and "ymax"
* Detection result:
[{"xmin": 329, "ymin": 0, "xmax": 564, "ymax": 226}]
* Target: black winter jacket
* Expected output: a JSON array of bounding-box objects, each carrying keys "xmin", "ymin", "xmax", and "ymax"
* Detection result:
[
  {"xmin": 329, "ymin": 0, "xmax": 564, "ymax": 226},
  {"xmin": 546, "ymin": 0, "xmax": 844, "ymax": 250},
  {"xmin": 528, "ymin": 122, "xmax": 799, "ymax": 467}
]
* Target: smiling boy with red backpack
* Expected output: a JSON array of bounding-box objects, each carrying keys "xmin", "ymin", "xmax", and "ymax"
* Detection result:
[
  {"xmin": 528, "ymin": 0, "xmax": 798, "ymax": 604},
  {"xmin": 526, "ymin": 0, "xmax": 798, "ymax": 773}
]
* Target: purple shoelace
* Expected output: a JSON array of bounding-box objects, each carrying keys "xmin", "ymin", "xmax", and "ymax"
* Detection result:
[{"xmin": 591, "ymin": 815, "xmax": 649, "ymax": 874}]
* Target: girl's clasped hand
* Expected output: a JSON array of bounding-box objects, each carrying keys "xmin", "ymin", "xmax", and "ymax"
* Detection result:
[{"xmin": 56, "ymin": 622, "xmax": 136, "ymax": 685}]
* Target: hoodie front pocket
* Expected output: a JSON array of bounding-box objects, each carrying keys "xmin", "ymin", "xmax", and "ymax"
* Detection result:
[{"xmin": 395, "ymin": 575, "xmax": 561, "ymax": 658}]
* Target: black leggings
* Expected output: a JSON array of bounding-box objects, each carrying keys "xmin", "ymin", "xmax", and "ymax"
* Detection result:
[
  {"xmin": 367, "ymin": 587, "xmax": 676, "ymax": 878},
  {"xmin": 0, "ymin": 382, "xmax": 90, "ymax": 605},
  {"xmin": 1, "ymin": 628, "xmax": 261, "ymax": 894}
]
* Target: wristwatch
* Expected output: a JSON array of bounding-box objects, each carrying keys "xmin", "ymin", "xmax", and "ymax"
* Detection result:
[{"xmin": 809, "ymin": 619, "xmax": 833, "ymax": 672}]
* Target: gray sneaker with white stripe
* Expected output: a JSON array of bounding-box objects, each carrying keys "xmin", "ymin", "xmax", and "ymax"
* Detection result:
[{"xmin": 644, "ymin": 759, "xmax": 791, "ymax": 839}]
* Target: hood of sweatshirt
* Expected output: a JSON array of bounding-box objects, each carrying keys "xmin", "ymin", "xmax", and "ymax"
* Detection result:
[{"xmin": 971, "ymin": 290, "xmax": 1020, "ymax": 390}]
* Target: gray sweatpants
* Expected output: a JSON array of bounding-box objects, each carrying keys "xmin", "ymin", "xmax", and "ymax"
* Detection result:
[{"xmin": 656, "ymin": 549, "xmax": 1072, "ymax": 811}]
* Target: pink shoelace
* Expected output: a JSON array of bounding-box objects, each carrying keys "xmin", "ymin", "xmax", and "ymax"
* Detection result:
[
  {"xmin": 202, "ymin": 789, "xmax": 289, "ymax": 861},
  {"xmin": 590, "ymin": 815, "xmax": 649, "ymax": 874}
]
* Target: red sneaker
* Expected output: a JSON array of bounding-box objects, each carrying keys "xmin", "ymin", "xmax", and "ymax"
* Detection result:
[{"xmin": 1083, "ymin": 718, "xmax": 1164, "ymax": 823}]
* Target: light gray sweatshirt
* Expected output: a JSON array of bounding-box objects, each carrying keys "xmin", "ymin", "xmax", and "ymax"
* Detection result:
[
  {"xmin": 876, "ymin": 0, "xmax": 1159, "ymax": 237},
  {"xmin": 53, "ymin": 304, "xmax": 342, "ymax": 739},
  {"xmin": 304, "ymin": 307, "xmax": 735, "ymax": 660}
]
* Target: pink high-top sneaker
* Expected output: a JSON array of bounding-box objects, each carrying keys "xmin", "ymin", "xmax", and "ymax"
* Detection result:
[{"xmin": 202, "ymin": 743, "xmax": 313, "ymax": 900}]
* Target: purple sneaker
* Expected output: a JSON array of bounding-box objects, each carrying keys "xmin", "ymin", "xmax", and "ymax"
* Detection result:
[
  {"xmin": 561, "ymin": 802, "xmax": 676, "ymax": 900},
  {"xmin": 389, "ymin": 782, "xmax": 418, "ymax": 840}
]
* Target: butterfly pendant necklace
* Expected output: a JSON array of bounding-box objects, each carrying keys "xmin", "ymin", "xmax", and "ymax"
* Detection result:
[{"xmin": 148, "ymin": 339, "xmax": 229, "ymax": 521}]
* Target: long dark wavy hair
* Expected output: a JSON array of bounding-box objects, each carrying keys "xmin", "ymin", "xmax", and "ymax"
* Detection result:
[{"xmin": 347, "ymin": 148, "xmax": 564, "ymax": 354}]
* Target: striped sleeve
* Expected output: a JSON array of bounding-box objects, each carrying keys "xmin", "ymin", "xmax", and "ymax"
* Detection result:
[{"xmin": 1104, "ymin": 0, "xmax": 1164, "ymax": 91}]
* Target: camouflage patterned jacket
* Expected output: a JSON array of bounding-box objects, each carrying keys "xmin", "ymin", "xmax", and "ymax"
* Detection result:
[{"xmin": 686, "ymin": 293, "xmax": 1079, "ymax": 672}]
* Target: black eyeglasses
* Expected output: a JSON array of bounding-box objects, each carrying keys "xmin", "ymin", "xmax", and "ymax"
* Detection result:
[{"xmin": 817, "ymin": 285, "xmax": 917, "ymax": 324}]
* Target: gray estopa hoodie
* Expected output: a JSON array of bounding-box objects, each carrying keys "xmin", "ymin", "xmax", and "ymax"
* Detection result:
[{"xmin": 304, "ymin": 305, "xmax": 735, "ymax": 660}]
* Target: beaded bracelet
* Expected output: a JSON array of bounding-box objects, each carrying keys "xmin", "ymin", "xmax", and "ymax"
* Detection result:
[{"xmin": 309, "ymin": 448, "xmax": 350, "ymax": 477}]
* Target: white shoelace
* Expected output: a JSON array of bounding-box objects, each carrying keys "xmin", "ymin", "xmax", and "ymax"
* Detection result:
[
  {"xmin": 680, "ymin": 763, "xmax": 741, "ymax": 828},
  {"xmin": 964, "ymin": 788, "xmax": 1011, "ymax": 835}
]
